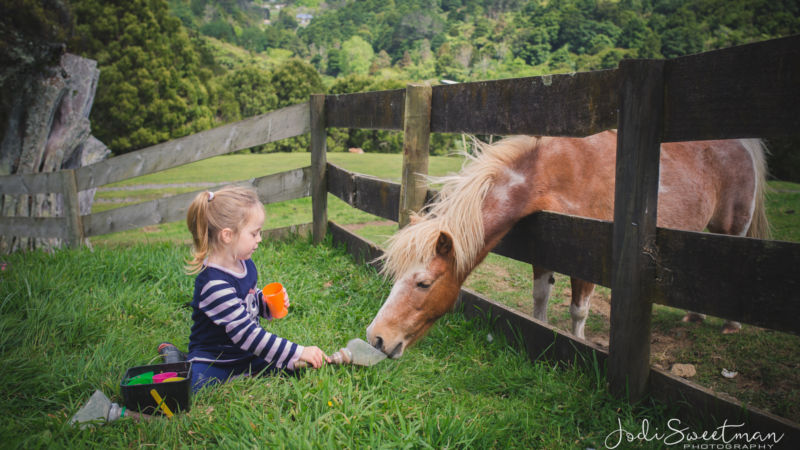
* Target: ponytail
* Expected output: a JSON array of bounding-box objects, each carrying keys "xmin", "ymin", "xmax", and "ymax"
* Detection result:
[
  {"xmin": 185, "ymin": 191, "xmax": 214, "ymax": 275},
  {"xmin": 185, "ymin": 186, "xmax": 261, "ymax": 275}
]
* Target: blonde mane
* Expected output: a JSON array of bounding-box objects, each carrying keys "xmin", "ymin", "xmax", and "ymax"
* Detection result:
[{"xmin": 380, "ymin": 136, "xmax": 537, "ymax": 281}]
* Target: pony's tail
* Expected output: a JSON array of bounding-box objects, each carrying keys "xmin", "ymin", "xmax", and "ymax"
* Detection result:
[{"xmin": 743, "ymin": 139, "xmax": 771, "ymax": 240}]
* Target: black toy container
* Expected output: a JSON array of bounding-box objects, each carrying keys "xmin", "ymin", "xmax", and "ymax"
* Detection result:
[{"xmin": 120, "ymin": 361, "xmax": 192, "ymax": 415}]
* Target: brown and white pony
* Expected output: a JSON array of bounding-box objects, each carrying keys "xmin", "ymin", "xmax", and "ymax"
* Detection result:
[{"xmin": 366, "ymin": 130, "xmax": 769, "ymax": 358}]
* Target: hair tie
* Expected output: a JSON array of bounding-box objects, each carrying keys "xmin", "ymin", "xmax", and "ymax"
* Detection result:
[{"xmin": 207, "ymin": 191, "xmax": 215, "ymax": 201}]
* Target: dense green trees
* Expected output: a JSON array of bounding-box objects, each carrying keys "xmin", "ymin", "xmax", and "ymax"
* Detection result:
[
  {"xmin": 70, "ymin": 0, "xmax": 218, "ymax": 152},
  {"xmin": 15, "ymin": 0, "xmax": 795, "ymax": 163}
]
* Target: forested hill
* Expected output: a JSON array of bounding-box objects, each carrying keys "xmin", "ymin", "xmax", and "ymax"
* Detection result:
[
  {"xmin": 4, "ymin": 0, "xmax": 798, "ymax": 172},
  {"xmin": 176, "ymin": 0, "xmax": 800, "ymax": 79}
]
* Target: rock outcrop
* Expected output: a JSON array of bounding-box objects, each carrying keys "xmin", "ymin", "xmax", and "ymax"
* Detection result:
[{"xmin": 0, "ymin": 53, "xmax": 110, "ymax": 252}]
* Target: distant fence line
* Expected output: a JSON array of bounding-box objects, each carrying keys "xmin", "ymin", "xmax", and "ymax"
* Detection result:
[{"xmin": 1, "ymin": 35, "xmax": 798, "ymax": 442}]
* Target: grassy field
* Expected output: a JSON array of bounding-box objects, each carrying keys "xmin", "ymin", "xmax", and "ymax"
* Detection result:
[
  {"xmin": 0, "ymin": 237, "xmax": 683, "ymax": 448},
  {"xmin": 1, "ymin": 151, "xmax": 796, "ymax": 447}
]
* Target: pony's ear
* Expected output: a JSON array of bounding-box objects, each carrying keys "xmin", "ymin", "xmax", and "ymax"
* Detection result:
[{"xmin": 435, "ymin": 232, "xmax": 454, "ymax": 258}]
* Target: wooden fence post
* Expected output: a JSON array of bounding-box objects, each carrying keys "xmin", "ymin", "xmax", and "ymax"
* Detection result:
[
  {"xmin": 61, "ymin": 168, "xmax": 84, "ymax": 249},
  {"xmin": 311, "ymin": 95, "xmax": 327, "ymax": 245},
  {"xmin": 609, "ymin": 59, "xmax": 665, "ymax": 402},
  {"xmin": 398, "ymin": 84, "xmax": 432, "ymax": 228}
]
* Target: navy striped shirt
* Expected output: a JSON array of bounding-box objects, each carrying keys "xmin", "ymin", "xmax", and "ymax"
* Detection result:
[{"xmin": 188, "ymin": 259, "xmax": 302, "ymax": 369}]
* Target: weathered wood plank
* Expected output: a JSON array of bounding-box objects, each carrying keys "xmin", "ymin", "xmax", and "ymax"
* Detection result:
[
  {"xmin": 609, "ymin": 59, "xmax": 665, "ymax": 401},
  {"xmin": 325, "ymin": 89, "xmax": 405, "ymax": 130},
  {"xmin": 252, "ymin": 167, "xmax": 312, "ymax": 205},
  {"xmin": 663, "ymin": 34, "xmax": 800, "ymax": 141},
  {"xmin": 430, "ymin": 69, "xmax": 618, "ymax": 136},
  {"xmin": 493, "ymin": 211, "xmax": 613, "ymax": 287},
  {"xmin": 311, "ymin": 94, "xmax": 327, "ymax": 244},
  {"xmin": 652, "ymin": 229, "xmax": 800, "ymax": 335},
  {"xmin": 456, "ymin": 287, "xmax": 607, "ymax": 369},
  {"xmin": 326, "ymin": 162, "xmax": 356, "ymax": 207},
  {"xmin": 75, "ymin": 103, "xmax": 310, "ymax": 191},
  {"xmin": 0, "ymin": 171, "xmax": 64, "ymax": 195},
  {"xmin": 328, "ymin": 220, "xmax": 385, "ymax": 269},
  {"xmin": 84, "ymin": 168, "xmax": 311, "ymax": 237},
  {"xmin": 61, "ymin": 169, "xmax": 84, "ymax": 248},
  {"xmin": 262, "ymin": 222, "xmax": 312, "ymax": 242},
  {"xmin": 0, "ymin": 217, "xmax": 68, "ymax": 239},
  {"xmin": 399, "ymin": 84, "xmax": 431, "ymax": 228},
  {"xmin": 326, "ymin": 162, "xmax": 400, "ymax": 222}
]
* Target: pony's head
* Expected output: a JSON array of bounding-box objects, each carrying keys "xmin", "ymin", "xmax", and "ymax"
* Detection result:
[
  {"xmin": 366, "ymin": 227, "xmax": 463, "ymax": 358},
  {"xmin": 366, "ymin": 137, "xmax": 535, "ymax": 358}
]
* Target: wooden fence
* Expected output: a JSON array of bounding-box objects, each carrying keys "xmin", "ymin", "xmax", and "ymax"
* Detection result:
[{"xmin": 1, "ymin": 34, "xmax": 798, "ymax": 441}]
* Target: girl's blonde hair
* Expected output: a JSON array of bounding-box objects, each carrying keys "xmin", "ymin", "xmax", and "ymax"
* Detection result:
[{"xmin": 185, "ymin": 185, "xmax": 262, "ymax": 274}]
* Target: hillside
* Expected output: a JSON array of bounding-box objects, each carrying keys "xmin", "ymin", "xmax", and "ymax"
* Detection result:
[
  {"xmin": 3, "ymin": 1, "xmax": 799, "ymax": 177},
  {"xmin": 174, "ymin": 0, "xmax": 800, "ymax": 81}
]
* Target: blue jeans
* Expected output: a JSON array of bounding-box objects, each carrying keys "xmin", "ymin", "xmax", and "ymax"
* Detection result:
[{"xmin": 190, "ymin": 357, "xmax": 280, "ymax": 393}]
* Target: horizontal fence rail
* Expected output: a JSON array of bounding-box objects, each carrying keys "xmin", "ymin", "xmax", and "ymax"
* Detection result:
[
  {"xmin": 0, "ymin": 103, "xmax": 311, "ymax": 243},
  {"xmin": 662, "ymin": 34, "xmax": 800, "ymax": 141},
  {"xmin": 0, "ymin": 171, "xmax": 65, "ymax": 195},
  {"xmin": 430, "ymin": 69, "xmax": 619, "ymax": 136},
  {"xmin": 75, "ymin": 103, "xmax": 310, "ymax": 192},
  {"xmin": 325, "ymin": 89, "xmax": 405, "ymax": 130},
  {"xmin": 327, "ymin": 162, "xmax": 401, "ymax": 222},
  {"xmin": 84, "ymin": 167, "xmax": 311, "ymax": 237},
  {"xmin": 0, "ymin": 216, "xmax": 68, "ymax": 239}
]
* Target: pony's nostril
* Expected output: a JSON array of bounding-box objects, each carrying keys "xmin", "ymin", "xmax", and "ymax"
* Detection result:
[{"xmin": 373, "ymin": 336, "xmax": 384, "ymax": 352}]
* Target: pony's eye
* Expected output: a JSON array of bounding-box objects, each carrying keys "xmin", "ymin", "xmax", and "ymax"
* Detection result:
[{"xmin": 416, "ymin": 281, "xmax": 432, "ymax": 289}]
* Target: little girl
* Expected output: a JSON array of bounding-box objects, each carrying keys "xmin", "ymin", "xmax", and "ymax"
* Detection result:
[{"xmin": 185, "ymin": 185, "xmax": 329, "ymax": 392}]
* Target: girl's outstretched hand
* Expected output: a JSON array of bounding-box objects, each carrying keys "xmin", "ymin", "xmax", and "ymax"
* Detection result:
[{"xmin": 298, "ymin": 346, "xmax": 330, "ymax": 369}]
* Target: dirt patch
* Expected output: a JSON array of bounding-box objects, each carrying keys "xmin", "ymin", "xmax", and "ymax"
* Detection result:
[{"xmin": 462, "ymin": 265, "xmax": 800, "ymax": 422}]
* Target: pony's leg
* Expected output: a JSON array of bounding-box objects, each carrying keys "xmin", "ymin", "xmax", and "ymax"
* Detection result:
[
  {"xmin": 532, "ymin": 266, "xmax": 555, "ymax": 323},
  {"xmin": 570, "ymin": 278, "xmax": 595, "ymax": 339}
]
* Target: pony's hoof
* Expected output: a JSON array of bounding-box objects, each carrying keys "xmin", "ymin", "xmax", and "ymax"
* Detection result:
[{"xmin": 682, "ymin": 312, "xmax": 705, "ymax": 323}]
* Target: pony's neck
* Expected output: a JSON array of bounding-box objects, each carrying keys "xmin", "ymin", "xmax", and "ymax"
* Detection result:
[{"xmin": 457, "ymin": 165, "xmax": 542, "ymax": 283}]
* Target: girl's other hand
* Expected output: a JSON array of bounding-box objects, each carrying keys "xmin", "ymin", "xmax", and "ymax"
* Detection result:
[{"xmin": 299, "ymin": 346, "xmax": 330, "ymax": 369}]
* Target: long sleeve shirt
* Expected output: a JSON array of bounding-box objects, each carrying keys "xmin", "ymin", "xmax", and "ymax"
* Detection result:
[{"xmin": 187, "ymin": 259, "xmax": 302, "ymax": 369}]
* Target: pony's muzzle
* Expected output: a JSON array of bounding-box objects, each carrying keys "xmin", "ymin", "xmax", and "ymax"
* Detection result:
[
  {"xmin": 374, "ymin": 337, "xmax": 404, "ymax": 359},
  {"xmin": 366, "ymin": 326, "xmax": 405, "ymax": 359}
]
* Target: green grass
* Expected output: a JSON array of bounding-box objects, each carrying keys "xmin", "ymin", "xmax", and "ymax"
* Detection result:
[
  {"xmin": 767, "ymin": 181, "xmax": 800, "ymax": 242},
  {"xmin": 0, "ymin": 236, "xmax": 680, "ymax": 448}
]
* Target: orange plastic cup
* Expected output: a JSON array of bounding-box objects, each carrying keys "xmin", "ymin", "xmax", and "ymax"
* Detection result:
[{"xmin": 263, "ymin": 282, "xmax": 288, "ymax": 319}]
